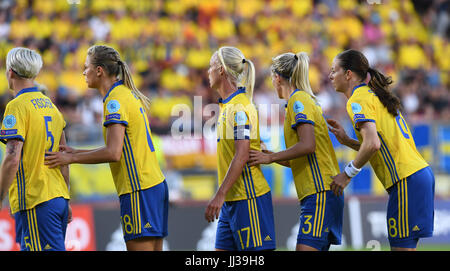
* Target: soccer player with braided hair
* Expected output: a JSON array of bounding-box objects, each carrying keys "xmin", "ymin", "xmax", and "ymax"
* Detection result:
[{"xmin": 45, "ymin": 45, "xmax": 168, "ymax": 251}]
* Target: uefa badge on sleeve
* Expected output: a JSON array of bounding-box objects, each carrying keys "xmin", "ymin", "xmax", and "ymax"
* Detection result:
[
  {"xmin": 3, "ymin": 115, "xmax": 16, "ymax": 129},
  {"xmin": 107, "ymin": 100, "xmax": 121, "ymax": 114}
]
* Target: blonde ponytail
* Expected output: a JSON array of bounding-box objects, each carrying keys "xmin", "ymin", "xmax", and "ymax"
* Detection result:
[
  {"xmin": 291, "ymin": 52, "xmax": 316, "ymax": 100},
  {"xmin": 271, "ymin": 51, "xmax": 316, "ymax": 101},
  {"xmin": 217, "ymin": 46, "xmax": 255, "ymax": 103},
  {"xmin": 119, "ymin": 61, "xmax": 151, "ymax": 112}
]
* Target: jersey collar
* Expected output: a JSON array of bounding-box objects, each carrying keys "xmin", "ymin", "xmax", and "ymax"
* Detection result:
[
  {"xmin": 351, "ymin": 83, "xmax": 367, "ymax": 96},
  {"xmin": 103, "ymin": 80, "xmax": 124, "ymax": 103},
  {"xmin": 218, "ymin": 87, "xmax": 246, "ymax": 104},
  {"xmin": 289, "ymin": 89, "xmax": 301, "ymax": 99},
  {"xmin": 16, "ymin": 87, "xmax": 40, "ymax": 98}
]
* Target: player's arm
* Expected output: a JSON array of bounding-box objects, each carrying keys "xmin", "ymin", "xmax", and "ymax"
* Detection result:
[
  {"xmin": 327, "ymin": 119, "xmax": 361, "ymax": 151},
  {"xmin": 58, "ymin": 131, "xmax": 73, "ymax": 223},
  {"xmin": 58, "ymin": 131, "xmax": 70, "ymax": 188},
  {"xmin": 330, "ymin": 121, "xmax": 380, "ymax": 196},
  {"xmin": 352, "ymin": 121, "xmax": 380, "ymax": 168},
  {"xmin": 248, "ymin": 123, "xmax": 315, "ymax": 167},
  {"xmin": 45, "ymin": 124, "xmax": 125, "ymax": 167},
  {"xmin": 0, "ymin": 139, "xmax": 23, "ymax": 209},
  {"xmin": 257, "ymin": 149, "xmax": 291, "ymax": 167},
  {"xmin": 69, "ymin": 123, "xmax": 125, "ymax": 163},
  {"xmin": 205, "ymin": 139, "xmax": 250, "ymax": 222}
]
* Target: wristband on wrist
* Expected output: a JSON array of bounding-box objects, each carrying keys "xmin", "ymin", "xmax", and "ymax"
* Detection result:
[{"xmin": 344, "ymin": 160, "xmax": 361, "ymax": 178}]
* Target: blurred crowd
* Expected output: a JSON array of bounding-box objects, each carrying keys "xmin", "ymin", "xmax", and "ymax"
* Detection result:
[{"xmin": 0, "ymin": 0, "xmax": 448, "ymax": 144}]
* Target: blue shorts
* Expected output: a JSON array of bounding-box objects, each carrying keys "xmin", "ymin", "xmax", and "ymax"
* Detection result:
[
  {"xmin": 14, "ymin": 197, "xmax": 69, "ymax": 251},
  {"xmin": 387, "ymin": 166, "xmax": 435, "ymax": 248},
  {"xmin": 297, "ymin": 191, "xmax": 344, "ymax": 251},
  {"xmin": 119, "ymin": 180, "xmax": 169, "ymax": 242},
  {"xmin": 215, "ymin": 191, "xmax": 276, "ymax": 251}
]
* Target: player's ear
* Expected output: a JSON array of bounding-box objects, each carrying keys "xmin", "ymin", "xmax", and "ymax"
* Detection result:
[
  {"xmin": 345, "ymin": 69, "xmax": 352, "ymax": 81},
  {"xmin": 6, "ymin": 69, "xmax": 13, "ymax": 79},
  {"xmin": 96, "ymin": 66, "xmax": 104, "ymax": 77},
  {"xmin": 219, "ymin": 65, "xmax": 225, "ymax": 77},
  {"xmin": 275, "ymin": 73, "xmax": 282, "ymax": 84}
]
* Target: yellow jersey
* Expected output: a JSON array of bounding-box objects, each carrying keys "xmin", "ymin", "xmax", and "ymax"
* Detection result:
[
  {"xmin": 284, "ymin": 89, "xmax": 340, "ymax": 201},
  {"xmin": 216, "ymin": 87, "xmax": 271, "ymax": 202},
  {"xmin": 0, "ymin": 87, "xmax": 69, "ymax": 214},
  {"xmin": 102, "ymin": 81, "xmax": 165, "ymax": 196},
  {"xmin": 347, "ymin": 84, "xmax": 428, "ymax": 190}
]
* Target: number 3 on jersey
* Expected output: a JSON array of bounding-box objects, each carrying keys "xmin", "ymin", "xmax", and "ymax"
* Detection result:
[{"xmin": 44, "ymin": 116, "xmax": 54, "ymax": 152}]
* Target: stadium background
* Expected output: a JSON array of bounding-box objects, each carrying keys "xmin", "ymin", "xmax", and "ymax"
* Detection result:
[{"xmin": 0, "ymin": 0, "xmax": 448, "ymax": 250}]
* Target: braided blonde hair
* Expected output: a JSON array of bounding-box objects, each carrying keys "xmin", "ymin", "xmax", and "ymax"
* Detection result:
[{"xmin": 87, "ymin": 45, "xmax": 151, "ymax": 112}]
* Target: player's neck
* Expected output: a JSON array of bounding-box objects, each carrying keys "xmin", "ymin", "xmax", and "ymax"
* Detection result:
[
  {"xmin": 281, "ymin": 85, "xmax": 293, "ymax": 100},
  {"xmin": 345, "ymin": 79, "xmax": 365, "ymax": 99},
  {"xmin": 99, "ymin": 77, "xmax": 120, "ymax": 97},
  {"xmin": 11, "ymin": 79, "xmax": 35, "ymax": 96},
  {"xmin": 217, "ymin": 79, "xmax": 237, "ymax": 101}
]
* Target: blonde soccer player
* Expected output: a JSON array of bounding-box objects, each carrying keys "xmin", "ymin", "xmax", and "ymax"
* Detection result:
[
  {"xmin": 249, "ymin": 52, "xmax": 343, "ymax": 251},
  {"xmin": 45, "ymin": 45, "xmax": 168, "ymax": 251},
  {"xmin": 327, "ymin": 49, "xmax": 434, "ymax": 250},
  {"xmin": 205, "ymin": 46, "xmax": 276, "ymax": 251},
  {"xmin": 0, "ymin": 47, "xmax": 71, "ymax": 251}
]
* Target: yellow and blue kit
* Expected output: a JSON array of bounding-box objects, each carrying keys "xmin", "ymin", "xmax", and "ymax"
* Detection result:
[
  {"xmin": 103, "ymin": 81, "xmax": 168, "ymax": 240},
  {"xmin": 284, "ymin": 89, "xmax": 343, "ymax": 250},
  {"xmin": 347, "ymin": 83, "xmax": 434, "ymax": 248},
  {"xmin": 215, "ymin": 87, "xmax": 275, "ymax": 251},
  {"xmin": 0, "ymin": 87, "xmax": 70, "ymax": 250}
]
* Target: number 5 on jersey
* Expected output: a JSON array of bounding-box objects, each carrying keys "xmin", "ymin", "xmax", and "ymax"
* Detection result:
[{"xmin": 44, "ymin": 116, "xmax": 54, "ymax": 152}]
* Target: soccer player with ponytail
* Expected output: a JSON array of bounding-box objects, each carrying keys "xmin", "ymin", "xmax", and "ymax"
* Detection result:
[
  {"xmin": 205, "ymin": 46, "xmax": 276, "ymax": 251},
  {"xmin": 45, "ymin": 45, "xmax": 168, "ymax": 251},
  {"xmin": 249, "ymin": 52, "xmax": 343, "ymax": 251},
  {"xmin": 328, "ymin": 49, "xmax": 434, "ymax": 250}
]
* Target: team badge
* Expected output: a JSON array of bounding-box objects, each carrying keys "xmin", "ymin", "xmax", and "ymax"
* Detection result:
[
  {"xmin": 235, "ymin": 111, "xmax": 247, "ymax": 126},
  {"xmin": 3, "ymin": 115, "xmax": 16, "ymax": 129},
  {"xmin": 293, "ymin": 101, "xmax": 304, "ymax": 113},
  {"xmin": 351, "ymin": 103, "xmax": 362, "ymax": 114},
  {"xmin": 107, "ymin": 100, "xmax": 120, "ymax": 113}
]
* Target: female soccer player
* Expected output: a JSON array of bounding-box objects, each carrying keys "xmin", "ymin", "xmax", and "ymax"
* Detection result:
[
  {"xmin": 205, "ymin": 46, "xmax": 276, "ymax": 251},
  {"xmin": 248, "ymin": 52, "xmax": 343, "ymax": 251},
  {"xmin": 44, "ymin": 45, "xmax": 168, "ymax": 251},
  {"xmin": 0, "ymin": 47, "xmax": 71, "ymax": 251},
  {"xmin": 327, "ymin": 49, "xmax": 434, "ymax": 250}
]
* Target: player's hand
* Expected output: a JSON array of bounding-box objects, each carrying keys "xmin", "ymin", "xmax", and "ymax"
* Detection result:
[
  {"xmin": 44, "ymin": 151, "xmax": 73, "ymax": 168},
  {"xmin": 330, "ymin": 172, "xmax": 350, "ymax": 196},
  {"xmin": 59, "ymin": 144, "xmax": 75, "ymax": 154},
  {"xmin": 327, "ymin": 119, "xmax": 349, "ymax": 145},
  {"xmin": 248, "ymin": 150, "xmax": 272, "ymax": 166},
  {"xmin": 205, "ymin": 192, "xmax": 225, "ymax": 223}
]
